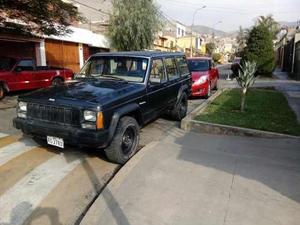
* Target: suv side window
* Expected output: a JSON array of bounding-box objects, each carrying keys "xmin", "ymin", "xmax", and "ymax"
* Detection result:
[
  {"xmin": 165, "ymin": 57, "xmax": 179, "ymax": 80},
  {"xmin": 176, "ymin": 56, "xmax": 189, "ymax": 76},
  {"xmin": 149, "ymin": 59, "xmax": 167, "ymax": 85}
]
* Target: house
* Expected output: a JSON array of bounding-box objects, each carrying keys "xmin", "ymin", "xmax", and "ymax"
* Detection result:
[
  {"xmin": 0, "ymin": 27, "xmax": 110, "ymax": 72},
  {"xmin": 0, "ymin": 0, "xmax": 111, "ymax": 73},
  {"xmin": 276, "ymin": 26, "xmax": 300, "ymax": 80},
  {"xmin": 176, "ymin": 35, "xmax": 205, "ymax": 56}
]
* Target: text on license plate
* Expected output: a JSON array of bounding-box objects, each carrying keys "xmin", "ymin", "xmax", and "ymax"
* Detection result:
[{"xmin": 47, "ymin": 136, "xmax": 64, "ymax": 148}]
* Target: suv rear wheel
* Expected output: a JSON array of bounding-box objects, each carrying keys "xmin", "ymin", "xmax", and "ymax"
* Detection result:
[
  {"xmin": 170, "ymin": 92, "xmax": 188, "ymax": 121},
  {"xmin": 105, "ymin": 116, "xmax": 139, "ymax": 164}
]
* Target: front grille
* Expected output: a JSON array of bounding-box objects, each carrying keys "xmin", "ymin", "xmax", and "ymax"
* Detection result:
[{"xmin": 27, "ymin": 103, "xmax": 80, "ymax": 125}]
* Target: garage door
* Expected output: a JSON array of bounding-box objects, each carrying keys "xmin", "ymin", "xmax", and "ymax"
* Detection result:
[{"xmin": 45, "ymin": 40, "xmax": 80, "ymax": 72}]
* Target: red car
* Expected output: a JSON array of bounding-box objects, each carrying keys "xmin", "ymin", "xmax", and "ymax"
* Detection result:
[
  {"xmin": 0, "ymin": 57, "xmax": 73, "ymax": 100},
  {"xmin": 187, "ymin": 57, "xmax": 219, "ymax": 98}
]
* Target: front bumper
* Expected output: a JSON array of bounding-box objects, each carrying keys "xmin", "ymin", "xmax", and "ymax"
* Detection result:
[
  {"xmin": 191, "ymin": 81, "xmax": 209, "ymax": 97},
  {"xmin": 13, "ymin": 118, "xmax": 109, "ymax": 148}
]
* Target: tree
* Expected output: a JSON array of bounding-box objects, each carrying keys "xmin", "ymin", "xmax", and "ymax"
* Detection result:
[
  {"xmin": 243, "ymin": 24, "xmax": 275, "ymax": 75},
  {"xmin": 256, "ymin": 15, "xmax": 279, "ymax": 39},
  {"xmin": 205, "ymin": 42, "xmax": 215, "ymax": 56},
  {"xmin": 236, "ymin": 61, "xmax": 257, "ymax": 112},
  {"xmin": 212, "ymin": 53, "xmax": 221, "ymax": 63},
  {"xmin": 0, "ymin": 0, "xmax": 82, "ymax": 35},
  {"xmin": 108, "ymin": 0, "xmax": 161, "ymax": 51}
]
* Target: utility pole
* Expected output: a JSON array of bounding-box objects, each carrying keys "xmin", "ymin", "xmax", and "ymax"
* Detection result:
[
  {"xmin": 190, "ymin": 6, "xmax": 206, "ymax": 57},
  {"xmin": 212, "ymin": 21, "xmax": 222, "ymax": 45}
]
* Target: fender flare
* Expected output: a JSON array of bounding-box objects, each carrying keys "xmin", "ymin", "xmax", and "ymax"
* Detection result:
[
  {"xmin": 107, "ymin": 103, "xmax": 141, "ymax": 143},
  {"xmin": 51, "ymin": 75, "xmax": 65, "ymax": 82}
]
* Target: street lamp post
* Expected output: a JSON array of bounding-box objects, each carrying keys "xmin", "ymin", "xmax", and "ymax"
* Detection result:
[{"xmin": 190, "ymin": 5, "xmax": 206, "ymax": 57}]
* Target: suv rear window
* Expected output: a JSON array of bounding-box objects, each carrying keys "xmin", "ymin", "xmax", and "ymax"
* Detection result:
[
  {"xmin": 149, "ymin": 59, "xmax": 167, "ymax": 84},
  {"xmin": 165, "ymin": 57, "xmax": 179, "ymax": 80},
  {"xmin": 176, "ymin": 57, "xmax": 189, "ymax": 76}
]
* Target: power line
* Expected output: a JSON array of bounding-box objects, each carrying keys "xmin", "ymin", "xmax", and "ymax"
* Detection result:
[{"xmin": 70, "ymin": 0, "xmax": 111, "ymax": 16}]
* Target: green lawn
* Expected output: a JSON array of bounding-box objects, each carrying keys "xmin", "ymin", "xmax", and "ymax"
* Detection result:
[{"xmin": 195, "ymin": 89, "xmax": 300, "ymax": 136}]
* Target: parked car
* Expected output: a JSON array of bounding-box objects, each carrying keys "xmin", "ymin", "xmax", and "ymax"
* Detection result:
[
  {"xmin": 187, "ymin": 57, "xmax": 219, "ymax": 98},
  {"xmin": 14, "ymin": 51, "xmax": 191, "ymax": 164},
  {"xmin": 0, "ymin": 57, "xmax": 73, "ymax": 100},
  {"xmin": 231, "ymin": 57, "xmax": 242, "ymax": 78}
]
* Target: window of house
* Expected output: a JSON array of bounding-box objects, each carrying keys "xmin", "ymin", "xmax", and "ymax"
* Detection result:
[
  {"xmin": 165, "ymin": 57, "xmax": 179, "ymax": 80},
  {"xmin": 149, "ymin": 59, "xmax": 167, "ymax": 85},
  {"xmin": 177, "ymin": 28, "xmax": 181, "ymax": 36},
  {"xmin": 176, "ymin": 57, "xmax": 190, "ymax": 76}
]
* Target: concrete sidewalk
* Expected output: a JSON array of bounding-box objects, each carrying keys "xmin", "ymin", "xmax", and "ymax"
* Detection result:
[
  {"xmin": 273, "ymin": 69, "xmax": 300, "ymax": 122},
  {"xmin": 81, "ymin": 129, "xmax": 300, "ymax": 225}
]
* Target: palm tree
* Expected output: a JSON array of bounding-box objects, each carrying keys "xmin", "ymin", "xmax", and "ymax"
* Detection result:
[
  {"xmin": 236, "ymin": 61, "xmax": 257, "ymax": 112},
  {"xmin": 256, "ymin": 15, "xmax": 279, "ymax": 39}
]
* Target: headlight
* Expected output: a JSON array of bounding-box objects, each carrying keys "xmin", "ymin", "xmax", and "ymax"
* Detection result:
[
  {"xmin": 83, "ymin": 110, "xmax": 97, "ymax": 122},
  {"xmin": 194, "ymin": 75, "xmax": 208, "ymax": 85},
  {"xmin": 17, "ymin": 101, "xmax": 27, "ymax": 118},
  {"xmin": 18, "ymin": 101, "xmax": 27, "ymax": 111}
]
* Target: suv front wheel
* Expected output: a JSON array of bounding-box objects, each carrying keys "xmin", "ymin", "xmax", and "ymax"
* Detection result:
[
  {"xmin": 105, "ymin": 116, "xmax": 140, "ymax": 164},
  {"xmin": 170, "ymin": 92, "xmax": 188, "ymax": 121}
]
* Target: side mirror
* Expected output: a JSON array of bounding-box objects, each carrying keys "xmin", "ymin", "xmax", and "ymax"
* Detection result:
[{"xmin": 15, "ymin": 67, "xmax": 22, "ymax": 73}]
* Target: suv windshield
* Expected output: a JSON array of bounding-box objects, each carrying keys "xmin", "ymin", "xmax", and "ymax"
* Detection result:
[
  {"xmin": 188, "ymin": 59, "xmax": 209, "ymax": 72},
  {"xmin": 77, "ymin": 56, "xmax": 149, "ymax": 83},
  {"xmin": 0, "ymin": 57, "xmax": 16, "ymax": 71}
]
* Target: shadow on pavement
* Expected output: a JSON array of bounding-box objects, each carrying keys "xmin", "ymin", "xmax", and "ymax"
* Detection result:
[{"xmin": 173, "ymin": 131, "xmax": 300, "ymax": 204}]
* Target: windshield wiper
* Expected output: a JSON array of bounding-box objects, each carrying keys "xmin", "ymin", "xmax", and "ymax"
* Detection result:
[{"xmin": 101, "ymin": 75, "xmax": 127, "ymax": 82}]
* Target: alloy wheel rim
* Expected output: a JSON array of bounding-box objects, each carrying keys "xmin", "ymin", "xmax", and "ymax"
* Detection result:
[{"xmin": 121, "ymin": 126, "xmax": 136, "ymax": 155}]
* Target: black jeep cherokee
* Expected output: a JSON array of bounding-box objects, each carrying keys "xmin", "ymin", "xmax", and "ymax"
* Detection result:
[{"xmin": 14, "ymin": 51, "xmax": 191, "ymax": 164}]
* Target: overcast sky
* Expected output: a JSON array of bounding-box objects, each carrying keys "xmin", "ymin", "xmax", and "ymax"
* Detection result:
[{"xmin": 155, "ymin": 0, "xmax": 300, "ymax": 32}]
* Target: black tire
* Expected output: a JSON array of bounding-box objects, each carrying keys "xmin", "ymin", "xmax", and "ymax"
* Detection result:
[
  {"xmin": 205, "ymin": 83, "xmax": 211, "ymax": 99},
  {"xmin": 52, "ymin": 78, "xmax": 63, "ymax": 86},
  {"xmin": 105, "ymin": 116, "xmax": 140, "ymax": 164},
  {"xmin": 213, "ymin": 80, "xmax": 218, "ymax": 90},
  {"xmin": 0, "ymin": 84, "xmax": 5, "ymax": 100},
  {"xmin": 170, "ymin": 92, "xmax": 188, "ymax": 121}
]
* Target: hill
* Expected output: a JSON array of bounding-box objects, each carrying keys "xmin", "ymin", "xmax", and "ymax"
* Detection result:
[{"xmin": 191, "ymin": 25, "xmax": 228, "ymax": 37}]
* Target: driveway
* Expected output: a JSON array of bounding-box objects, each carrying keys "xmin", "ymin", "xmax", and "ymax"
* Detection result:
[{"xmin": 81, "ymin": 129, "xmax": 300, "ymax": 225}]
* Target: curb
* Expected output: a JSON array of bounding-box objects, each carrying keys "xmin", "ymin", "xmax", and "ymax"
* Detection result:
[
  {"xmin": 181, "ymin": 89, "xmax": 224, "ymax": 130},
  {"xmin": 79, "ymin": 141, "xmax": 159, "ymax": 225},
  {"xmin": 181, "ymin": 89, "xmax": 300, "ymax": 139},
  {"xmin": 186, "ymin": 120, "xmax": 300, "ymax": 139}
]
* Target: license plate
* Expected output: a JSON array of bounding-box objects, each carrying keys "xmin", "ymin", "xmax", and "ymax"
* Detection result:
[{"xmin": 47, "ymin": 136, "xmax": 64, "ymax": 148}]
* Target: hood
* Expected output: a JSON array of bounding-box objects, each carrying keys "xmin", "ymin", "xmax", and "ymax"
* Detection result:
[
  {"xmin": 21, "ymin": 79, "xmax": 144, "ymax": 107},
  {"xmin": 191, "ymin": 71, "xmax": 209, "ymax": 81}
]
